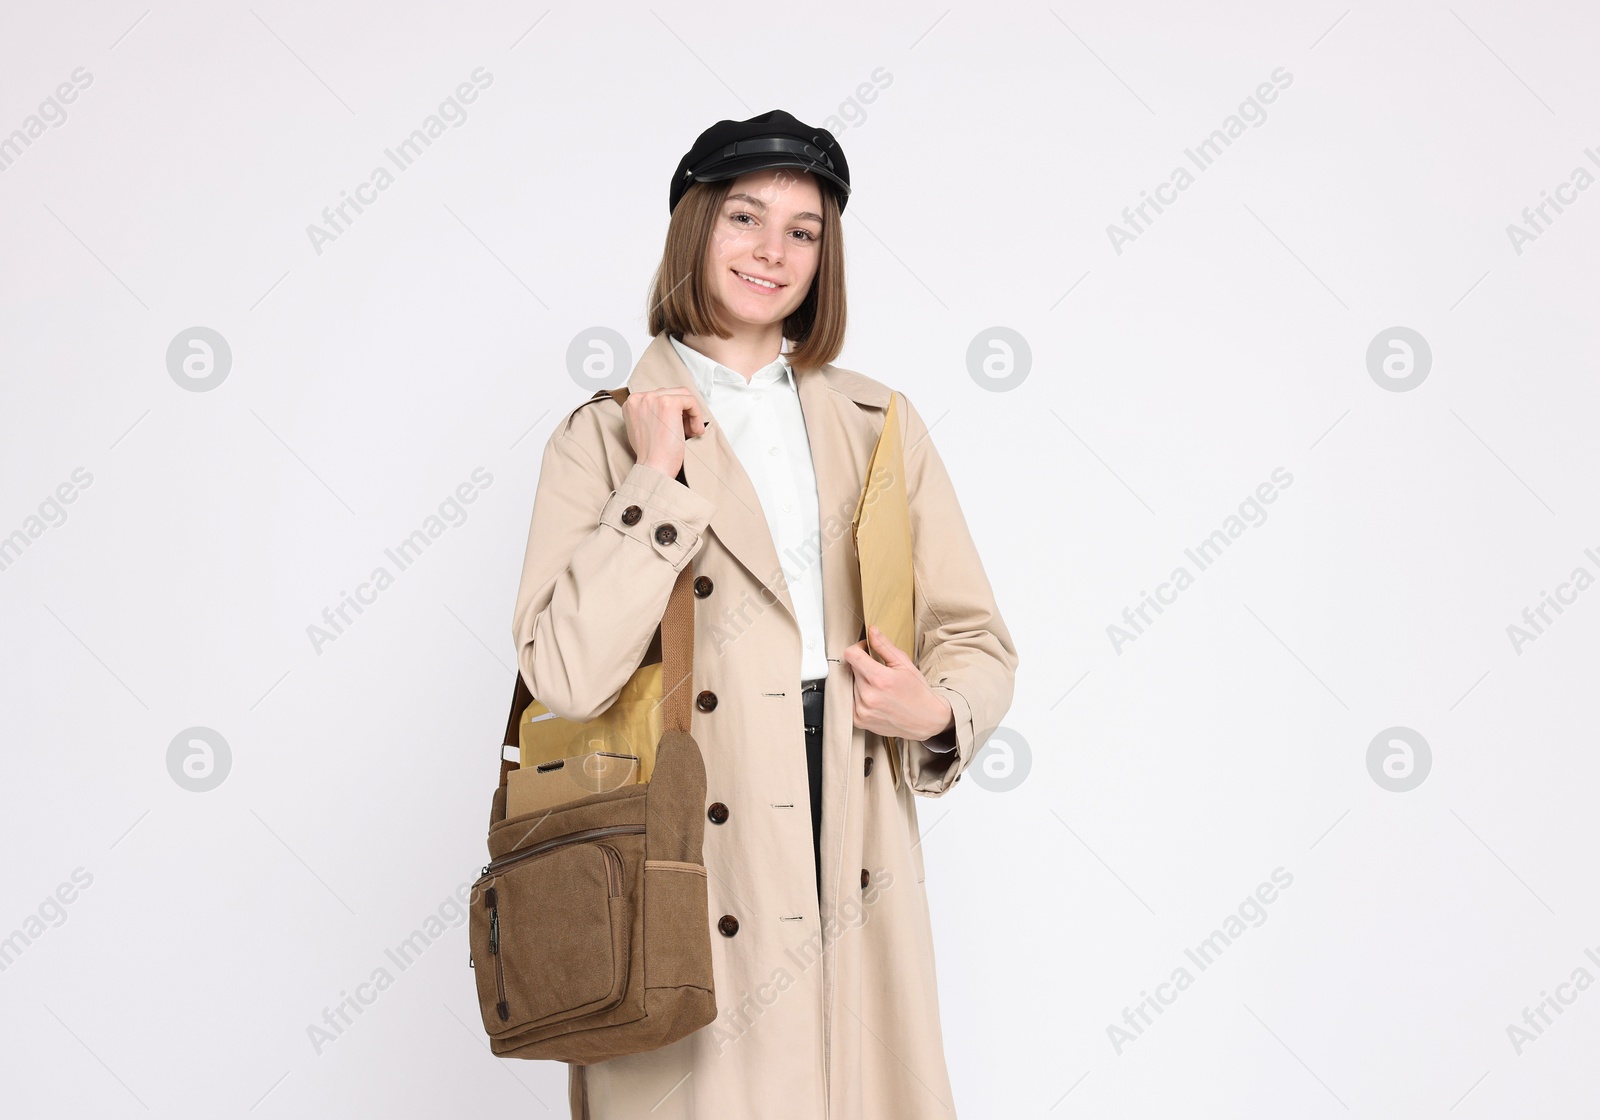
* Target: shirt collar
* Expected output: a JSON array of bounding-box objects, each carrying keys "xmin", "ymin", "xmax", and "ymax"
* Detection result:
[{"xmin": 670, "ymin": 334, "xmax": 795, "ymax": 398}]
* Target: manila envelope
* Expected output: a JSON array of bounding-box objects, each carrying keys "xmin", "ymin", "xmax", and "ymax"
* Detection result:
[
  {"xmin": 519, "ymin": 659, "xmax": 663, "ymax": 784},
  {"xmin": 851, "ymin": 390, "xmax": 914, "ymax": 790},
  {"xmin": 506, "ymin": 750, "xmax": 641, "ymax": 819}
]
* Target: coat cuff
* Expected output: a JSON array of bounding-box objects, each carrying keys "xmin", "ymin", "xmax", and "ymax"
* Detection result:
[
  {"xmin": 899, "ymin": 683, "xmax": 975, "ymax": 796},
  {"xmin": 919, "ymin": 712, "xmax": 959, "ymax": 753},
  {"xmin": 598, "ymin": 462, "xmax": 715, "ymax": 571}
]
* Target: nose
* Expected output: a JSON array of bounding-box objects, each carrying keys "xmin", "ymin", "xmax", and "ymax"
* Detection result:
[{"xmin": 752, "ymin": 222, "xmax": 785, "ymax": 267}]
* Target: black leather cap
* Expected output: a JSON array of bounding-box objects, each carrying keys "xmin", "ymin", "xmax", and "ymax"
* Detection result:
[{"xmin": 670, "ymin": 109, "xmax": 850, "ymax": 215}]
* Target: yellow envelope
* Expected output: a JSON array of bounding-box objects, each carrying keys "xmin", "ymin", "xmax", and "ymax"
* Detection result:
[
  {"xmin": 852, "ymin": 390, "xmax": 913, "ymax": 790},
  {"xmin": 520, "ymin": 659, "xmax": 663, "ymax": 784},
  {"xmin": 506, "ymin": 750, "xmax": 641, "ymax": 819}
]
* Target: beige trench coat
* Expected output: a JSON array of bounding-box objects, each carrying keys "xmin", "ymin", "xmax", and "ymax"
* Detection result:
[{"xmin": 511, "ymin": 330, "xmax": 1018, "ymax": 1119}]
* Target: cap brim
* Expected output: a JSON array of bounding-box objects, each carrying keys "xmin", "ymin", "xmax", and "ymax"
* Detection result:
[{"xmin": 693, "ymin": 155, "xmax": 849, "ymax": 198}]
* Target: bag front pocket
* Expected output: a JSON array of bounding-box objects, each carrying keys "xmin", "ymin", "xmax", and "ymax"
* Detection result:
[{"xmin": 471, "ymin": 824, "xmax": 644, "ymax": 1035}]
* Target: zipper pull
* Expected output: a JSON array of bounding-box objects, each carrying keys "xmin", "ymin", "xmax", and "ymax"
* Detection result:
[{"xmin": 484, "ymin": 885, "xmax": 501, "ymax": 954}]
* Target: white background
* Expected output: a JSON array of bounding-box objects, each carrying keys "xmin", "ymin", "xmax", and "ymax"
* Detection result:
[{"xmin": 2, "ymin": 1, "xmax": 1597, "ymax": 1116}]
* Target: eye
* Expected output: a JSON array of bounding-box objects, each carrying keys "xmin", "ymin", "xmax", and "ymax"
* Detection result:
[
  {"xmin": 791, "ymin": 229, "xmax": 818, "ymax": 243},
  {"xmin": 729, "ymin": 210, "xmax": 755, "ymax": 226}
]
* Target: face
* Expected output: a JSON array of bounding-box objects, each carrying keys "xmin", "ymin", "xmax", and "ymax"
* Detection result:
[{"xmin": 702, "ymin": 167, "xmax": 824, "ymax": 329}]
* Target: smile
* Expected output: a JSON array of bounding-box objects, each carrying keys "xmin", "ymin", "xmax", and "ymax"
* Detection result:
[{"xmin": 733, "ymin": 269, "xmax": 784, "ymax": 292}]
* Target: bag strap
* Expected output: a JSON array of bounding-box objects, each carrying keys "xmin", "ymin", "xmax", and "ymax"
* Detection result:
[{"xmin": 499, "ymin": 387, "xmax": 696, "ymax": 785}]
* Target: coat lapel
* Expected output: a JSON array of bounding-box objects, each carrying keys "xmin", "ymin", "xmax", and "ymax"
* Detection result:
[
  {"xmin": 626, "ymin": 331, "xmax": 892, "ymax": 659},
  {"xmin": 628, "ymin": 332, "xmax": 798, "ymax": 630}
]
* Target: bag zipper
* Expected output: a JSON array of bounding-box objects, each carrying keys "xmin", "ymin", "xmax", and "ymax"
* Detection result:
[
  {"xmin": 484, "ymin": 886, "xmax": 509, "ymax": 1021},
  {"xmin": 481, "ymin": 823, "xmax": 645, "ymax": 876}
]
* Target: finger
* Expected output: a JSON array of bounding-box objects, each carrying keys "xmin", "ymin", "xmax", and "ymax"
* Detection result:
[
  {"xmin": 864, "ymin": 625, "xmax": 903, "ymax": 669},
  {"xmin": 683, "ymin": 402, "xmax": 707, "ymax": 437},
  {"xmin": 655, "ymin": 388, "xmax": 709, "ymax": 436},
  {"xmin": 848, "ymin": 640, "xmax": 890, "ymax": 687},
  {"xmin": 867, "ymin": 625, "xmax": 911, "ymax": 667},
  {"xmin": 638, "ymin": 388, "xmax": 693, "ymax": 411}
]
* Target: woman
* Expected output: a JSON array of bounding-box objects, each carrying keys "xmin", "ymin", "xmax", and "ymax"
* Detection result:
[{"xmin": 512, "ymin": 110, "xmax": 1018, "ymax": 1119}]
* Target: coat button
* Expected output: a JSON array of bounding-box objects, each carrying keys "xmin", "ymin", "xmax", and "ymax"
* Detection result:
[
  {"xmin": 696, "ymin": 690, "xmax": 718, "ymax": 712},
  {"xmin": 621, "ymin": 505, "xmax": 642, "ymax": 526},
  {"xmin": 718, "ymin": 914, "xmax": 739, "ymax": 937},
  {"xmin": 864, "ymin": 755, "xmax": 874, "ymax": 777},
  {"xmin": 861, "ymin": 868, "xmax": 870, "ymax": 889},
  {"xmin": 707, "ymin": 802, "xmax": 729, "ymax": 824},
  {"xmin": 654, "ymin": 523, "xmax": 678, "ymax": 545},
  {"xmin": 694, "ymin": 576, "xmax": 714, "ymax": 598}
]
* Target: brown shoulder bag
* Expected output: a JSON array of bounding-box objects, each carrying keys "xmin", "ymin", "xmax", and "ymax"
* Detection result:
[{"xmin": 468, "ymin": 390, "xmax": 717, "ymax": 1062}]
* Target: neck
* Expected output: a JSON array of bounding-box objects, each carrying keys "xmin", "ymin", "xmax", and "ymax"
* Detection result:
[{"xmin": 679, "ymin": 323, "xmax": 786, "ymax": 382}]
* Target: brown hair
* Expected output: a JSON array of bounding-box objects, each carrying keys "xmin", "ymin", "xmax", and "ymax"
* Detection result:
[{"xmin": 645, "ymin": 172, "xmax": 846, "ymax": 372}]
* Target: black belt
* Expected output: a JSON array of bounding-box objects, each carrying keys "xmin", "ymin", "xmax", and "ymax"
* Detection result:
[{"xmin": 802, "ymin": 678, "xmax": 825, "ymax": 905}]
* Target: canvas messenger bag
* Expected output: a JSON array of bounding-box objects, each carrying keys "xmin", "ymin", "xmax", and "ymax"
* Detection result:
[{"xmin": 468, "ymin": 389, "xmax": 716, "ymax": 1063}]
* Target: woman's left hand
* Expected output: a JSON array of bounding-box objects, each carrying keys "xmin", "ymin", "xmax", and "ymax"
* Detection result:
[{"xmin": 842, "ymin": 625, "xmax": 954, "ymax": 741}]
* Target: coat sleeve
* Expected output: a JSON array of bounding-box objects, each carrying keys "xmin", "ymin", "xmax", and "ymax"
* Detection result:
[
  {"xmin": 895, "ymin": 391, "xmax": 1020, "ymax": 797},
  {"xmin": 512, "ymin": 405, "xmax": 716, "ymax": 724}
]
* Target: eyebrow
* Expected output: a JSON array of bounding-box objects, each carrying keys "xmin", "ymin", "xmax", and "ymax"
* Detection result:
[{"xmin": 726, "ymin": 192, "xmax": 823, "ymax": 224}]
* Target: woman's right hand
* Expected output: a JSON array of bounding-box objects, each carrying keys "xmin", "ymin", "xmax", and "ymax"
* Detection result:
[{"xmin": 623, "ymin": 388, "xmax": 708, "ymax": 479}]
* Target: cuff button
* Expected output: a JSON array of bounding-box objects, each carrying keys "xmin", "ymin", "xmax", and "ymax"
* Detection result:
[
  {"xmin": 654, "ymin": 523, "xmax": 678, "ymax": 545},
  {"xmin": 621, "ymin": 505, "xmax": 642, "ymax": 526}
]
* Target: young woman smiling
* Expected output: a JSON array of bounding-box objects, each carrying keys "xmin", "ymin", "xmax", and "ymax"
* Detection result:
[{"xmin": 512, "ymin": 109, "xmax": 1018, "ymax": 1119}]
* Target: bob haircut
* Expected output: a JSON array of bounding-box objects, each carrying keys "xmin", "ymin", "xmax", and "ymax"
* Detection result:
[{"xmin": 646, "ymin": 171, "xmax": 846, "ymax": 373}]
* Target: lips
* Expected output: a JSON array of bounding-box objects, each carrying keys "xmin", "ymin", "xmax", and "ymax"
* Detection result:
[{"xmin": 732, "ymin": 268, "xmax": 785, "ymax": 293}]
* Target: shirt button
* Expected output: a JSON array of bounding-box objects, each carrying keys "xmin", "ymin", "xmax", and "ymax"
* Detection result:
[
  {"xmin": 768, "ymin": 446, "xmax": 779, "ymax": 456},
  {"xmin": 654, "ymin": 523, "xmax": 678, "ymax": 546},
  {"xmin": 718, "ymin": 914, "xmax": 740, "ymax": 937},
  {"xmin": 696, "ymin": 690, "xmax": 718, "ymax": 712},
  {"xmin": 694, "ymin": 576, "xmax": 714, "ymax": 598},
  {"xmin": 621, "ymin": 505, "xmax": 642, "ymax": 526},
  {"xmin": 805, "ymin": 638, "xmax": 815, "ymax": 650},
  {"xmin": 781, "ymin": 501, "xmax": 792, "ymax": 512},
  {"xmin": 707, "ymin": 802, "xmax": 729, "ymax": 824}
]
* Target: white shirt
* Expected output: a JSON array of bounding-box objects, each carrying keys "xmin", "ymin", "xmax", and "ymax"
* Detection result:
[{"xmin": 670, "ymin": 333, "xmax": 829, "ymax": 681}]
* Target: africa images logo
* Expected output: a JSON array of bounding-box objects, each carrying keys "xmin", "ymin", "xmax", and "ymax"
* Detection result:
[
  {"xmin": 1106, "ymin": 67, "xmax": 1293, "ymax": 255},
  {"xmin": 305, "ymin": 67, "xmax": 493, "ymax": 255}
]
